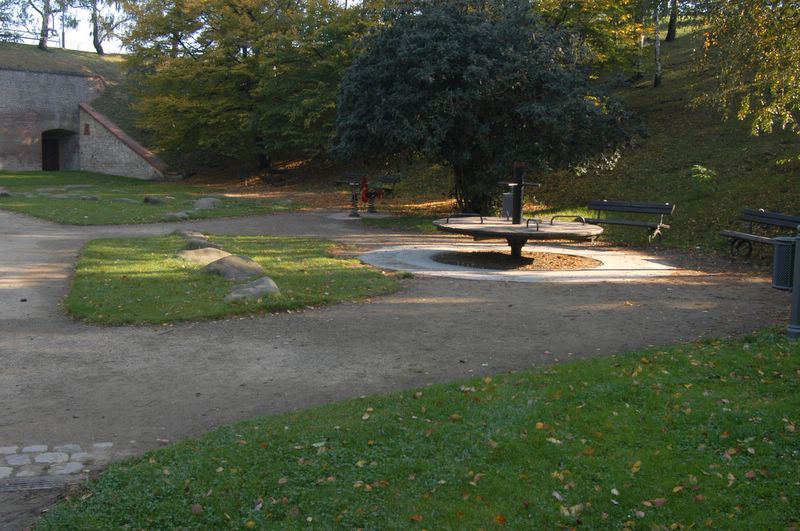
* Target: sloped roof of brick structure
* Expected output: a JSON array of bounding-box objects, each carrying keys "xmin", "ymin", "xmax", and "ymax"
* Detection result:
[{"xmin": 79, "ymin": 103, "xmax": 168, "ymax": 173}]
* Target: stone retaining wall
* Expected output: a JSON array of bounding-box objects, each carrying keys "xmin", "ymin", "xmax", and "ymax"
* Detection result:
[
  {"xmin": 0, "ymin": 68, "xmax": 104, "ymax": 171},
  {"xmin": 79, "ymin": 104, "xmax": 167, "ymax": 180},
  {"xmin": 0, "ymin": 67, "xmax": 167, "ymax": 180}
]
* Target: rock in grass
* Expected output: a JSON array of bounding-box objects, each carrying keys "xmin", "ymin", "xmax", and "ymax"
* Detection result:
[
  {"xmin": 0, "ymin": 187, "xmax": 10, "ymax": 197},
  {"xmin": 177, "ymin": 247, "xmax": 232, "ymax": 266},
  {"xmin": 144, "ymin": 195, "xmax": 166, "ymax": 204},
  {"xmin": 193, "ymin": 197, "xmax": 223, "ymax": 210},
  {"xmin": 80, "ymin": 195, "xmax": 101, "ymax": 201},
  {"xmin": 203, "ymin": 255, "xmax": 264, "ymax": 281},
  {"xmin": 110, "ymin": 198, "xmax": 138, "ymax": 204},
  {"xmin": 164, "ymin": 211, "xmax": 190, "ymax": 221},
  {"xmin": 224, "ymin": 276, "xmax": 280, "ymax": 302},
  {"xmin": 184, "ymin": 237, "xmax": 219, "ymax": 250}
]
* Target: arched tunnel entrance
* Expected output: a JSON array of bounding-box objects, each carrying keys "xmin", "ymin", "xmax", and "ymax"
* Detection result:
[{"xmin": 41, "ymin": 129, "xmax": 78, "ymax": 171}]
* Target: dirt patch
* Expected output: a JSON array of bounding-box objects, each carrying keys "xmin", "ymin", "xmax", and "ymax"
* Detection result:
[{"xmin": 431, "ymin": 250, "xmax": 602, "ymax": 271}]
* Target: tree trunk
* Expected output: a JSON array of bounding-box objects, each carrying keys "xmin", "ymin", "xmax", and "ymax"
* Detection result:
[
  {"xmin": 37, "ymin": 0, "xmax": 51, "ymax": 50},
  {"xmin": 452, "ymin": 164, "xmax": 493, "ymax": 215},
  {"xmin": 91, "ymin": 1, "xmax": 104, "ymax": 55},
  {"xmin": 633, "ymin": 14, "xmax": 646, "ymax": 81},
  {"xmin": 665, "ymin": 0, "xmax": 678, "ymax": 42},
  {"xmin": 653, "ymin": 3, "xmax": 662, "ymax": 88}
]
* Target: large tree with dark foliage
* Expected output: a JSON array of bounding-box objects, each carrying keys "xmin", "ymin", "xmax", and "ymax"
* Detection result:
[{"xmin": 334, "ymin": 0, "xmax": 633, "ymax": 213}]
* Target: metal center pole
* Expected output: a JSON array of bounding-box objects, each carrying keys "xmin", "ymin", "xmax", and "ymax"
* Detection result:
[
  {"xmin": 787, "ymin": 226, "xmax": 800, "ymax": 338},
  {"xmin": 512, "ymin": 162, "xmax": 525, "ymax": 225}
]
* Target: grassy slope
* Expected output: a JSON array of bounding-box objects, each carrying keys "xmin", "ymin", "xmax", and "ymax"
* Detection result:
[
  {"xmin": 36, "ymin": 330, "xmax": 799, "ymax": 529},
  {"xmin": 533, "ymin": 31, "xmax": 800, "ymax": 253},
  {"xmin": 0, "ymin": 42, "xmax": 124, "ymax": 78}
]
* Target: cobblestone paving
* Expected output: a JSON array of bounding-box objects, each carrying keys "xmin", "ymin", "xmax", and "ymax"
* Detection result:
[{"xmin": 0, "ymin": 442, "xmax": 116, "ymax": 480}]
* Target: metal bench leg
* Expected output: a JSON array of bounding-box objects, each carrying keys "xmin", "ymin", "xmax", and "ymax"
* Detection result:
[
  {"xmin": 731, "ymin": 239, "xmax": 752, "ymax": 257},
  {"xmin": 648, "ymin": 228, "xmax": 662, "ymax": 244}
]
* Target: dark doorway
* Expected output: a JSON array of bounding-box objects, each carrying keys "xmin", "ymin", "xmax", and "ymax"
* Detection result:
[
  {"xmin": 41, "ymin": 129, "xmax": 78, "ymax": 171},
  {"xmin": 42, "ymin": 136, "xmax": 60, "ymax": 170}
]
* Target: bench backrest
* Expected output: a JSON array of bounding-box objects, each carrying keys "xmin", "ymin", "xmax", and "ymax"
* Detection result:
[
  {"xmin": 588, "ymin": 200, "xmax": 675, "ymax": 216},
  {"xmin": 741, "ymin": 208, "xmax": 800, "ymax": 230},
  {"xmin": 378, "ymin": 175, "xmax": 401, "ymax": 185}
]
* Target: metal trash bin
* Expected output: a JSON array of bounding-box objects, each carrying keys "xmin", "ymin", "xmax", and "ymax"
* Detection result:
[
  {"xmin": 501, "ymin": 193, "xmax": 513, "ymax": 220},
  {"xmin": 773, "ymin": 236, "xmax": 795, "ymax": 291}
]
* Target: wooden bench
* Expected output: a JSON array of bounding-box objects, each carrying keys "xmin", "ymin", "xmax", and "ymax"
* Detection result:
[
  {"xmin": 720, "ymin": 208, "xmax": 800, "ymax": 256},
  {"xmin": 581, "ymin": 200, "xmax": 675, "ymax": 243},
  {"xmin": 374, "ymin": 175, "xmax": 402, "ymax": 196}
]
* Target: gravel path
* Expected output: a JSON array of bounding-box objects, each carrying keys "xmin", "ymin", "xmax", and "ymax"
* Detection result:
[{"xmin": 0, "ymin": 208, "xmax": 789, "ymax": 529}]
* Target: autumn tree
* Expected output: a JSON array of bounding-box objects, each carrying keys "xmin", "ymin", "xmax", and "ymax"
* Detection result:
[
  {"xmin": 0, "ymin": 0, "xmax": 23, "ymax": 41},
  {"xmin": 334, "ymin": 1, "xmax": 633, "ymax": 213},
  {"xmin": 534, "ymin": 0, "xmax": 643, "ymax": 68},
  {"xmin": 703, "ymin": 1, "xmax": 800, "ymax": 138},
  {"xmin": 665, "ymin": 0, "xmax": 678, "ymax": 42},
  {"xmin": 25, "ymin": 0, "xmax": 63, "ymax": 49},
  {"xmin": 123, "ymin": 0, "xmax": 371, "ymax": 166},
  {"xmin": 80, "ymin": 0, "xmax": 129, "ymax": 54}
]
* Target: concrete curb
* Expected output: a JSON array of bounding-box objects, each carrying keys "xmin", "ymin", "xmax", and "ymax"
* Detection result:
[{"xmin": 359, "ymin": 242, "xmax": 679, "ymax": 283}]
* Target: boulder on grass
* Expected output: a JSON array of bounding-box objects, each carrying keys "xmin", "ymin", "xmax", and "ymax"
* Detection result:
[
  {"xmin": 144, "ymin": 195, "xmax": 166, "ymax": 204},
  {"xmin": 177, "ymin": 247, "xmax": 232, "ymax": 266},
  {"xmin": 225, "ymin": 276, "xmax": 280, "ymax": 302},
  {"xmin": 203, "ymin": 255, "xmax": 264, "ymax": 281},
  {"xmin": 184, "ymin": 237, "xmax": 219, "ymax": 250},
  {"xmin": 164, "ymin": 211, "xmax": 190, "ymax": 221},
  {"xmin": 193, "ymin": 197, "xmax": 223, "ymax": 210},
  {"xmin": 0, "ymin": 187, "xmax": 10, "ymax": 197},
  {"xmin": 111, "ymin": 198, "xmax": 138, "ymax": 204},
  {"xmin": 174, "ymin": 229, "xmax": 206, "ymax": 240}
]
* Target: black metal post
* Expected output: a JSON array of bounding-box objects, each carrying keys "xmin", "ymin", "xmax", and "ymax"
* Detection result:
[
  {"xmin": 512, "ymin": 162, "xmax": 525, "ymax": 225},
  {"xmin": 787, "ymin": 227, "xmax": 800, "ymax": 338}
]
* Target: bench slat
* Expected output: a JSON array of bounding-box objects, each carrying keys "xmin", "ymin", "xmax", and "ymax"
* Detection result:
[
  {"xmin": 584, "ymin": 218, "xmax": 666, "ymax": 229},
  {"xmin": 719, "ymin": 230, "xmax": 779, "ymax": 245},
  {"xmin": 588, "ymin": 200, "xmax": 674, "ymax": 216},
  {"xmin": 740, "ymin": 209, "xmax": 800, "ymax": 230}
]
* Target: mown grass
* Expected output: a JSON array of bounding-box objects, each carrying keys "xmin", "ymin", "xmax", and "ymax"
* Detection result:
[
  {"xmin": 66, "ymin": 235, "xmax": 400, "ymax": 325},
  {"xmin": 360, "ymin": 215, "xmax": 439, "ymax": 233},
  {"xmin": 36, "ymin": 330, "xmax": 799, "ymax": 529},
  {"xmin": 0, "ymin": 171, "xmax": 296, "ymax": 224},
  {"xmin": 0, "ymin": 42, "xmax": 124, "ymax": 79}
]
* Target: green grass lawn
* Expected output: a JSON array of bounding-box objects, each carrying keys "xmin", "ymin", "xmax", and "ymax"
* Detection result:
[
  {"xmin": 360, "ymin": 215, "xmax": 439, "ymax": 233},
  {"xmin": 36, "ymin": 330, "xmax": 799, "ymax": 529},
  {"xmin": 0, "ymin": 171, "xmax": 295, "ymax": 224},
  {"xmin": 66, "ymin": 235, "xmax": 400, "ymax": 324}
]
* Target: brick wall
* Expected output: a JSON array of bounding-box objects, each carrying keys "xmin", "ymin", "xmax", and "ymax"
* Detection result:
[
  {"xmin": 79, "ymin": 104, "xmax": 166, "ymax": 180},
  {"xmin": 0, "ymin": 68, "xmax": 105, "ymax": 170}
]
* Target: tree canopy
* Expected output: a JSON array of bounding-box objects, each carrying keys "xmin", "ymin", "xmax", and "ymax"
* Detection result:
[
  {"xmin": 123, "ymin": 0, "xmax": 373, "ymax": 167},
  {"xmin": 704, "ymin": 1, "xmax": 800, "ymax": 139},
  {"xmin": 334, "ymin": 1, "xmax": 633, "ymax": 213}
]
